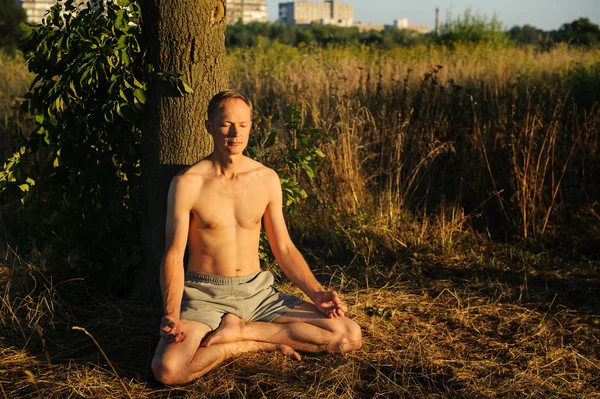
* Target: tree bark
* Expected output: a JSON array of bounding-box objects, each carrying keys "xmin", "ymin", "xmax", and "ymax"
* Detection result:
[{"xmin": 133, "ymin": 0, "xmax": 228, "ymax": 301}]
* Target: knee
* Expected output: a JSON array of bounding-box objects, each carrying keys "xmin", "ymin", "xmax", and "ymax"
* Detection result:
[
  {"xmin": 152, "ymin": 357, "xmax": 186, "ymax": 386},
  {"xmin": 332, "ymin": 318, "xmax": 362, "ymax": 353}
]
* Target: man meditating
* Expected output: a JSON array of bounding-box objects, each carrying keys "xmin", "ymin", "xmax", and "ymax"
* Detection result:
[{"xmin": 151, "ymin": 90, "xmax": 362, "ymax": 385}]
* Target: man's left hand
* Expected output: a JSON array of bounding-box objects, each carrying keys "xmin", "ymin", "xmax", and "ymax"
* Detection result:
[{"xmin": 313, "ymin": 291, "xmax": 348, "ymax": 318}]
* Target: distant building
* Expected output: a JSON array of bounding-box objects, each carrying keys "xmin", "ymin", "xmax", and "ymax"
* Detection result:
[
  {"xmin": 356, "ymin": 19, "xmax": 429, "ymax": 33},
  {"xmin": 17, "ymin": 0, "xmax": 270, "ymax": 26},
  {"xmin": 353, "ymin": 22, "xmax": 384, "ymax": 32},
  {"xmin": 18, "ymin": 0, "xmax": 57, "ymax": 24},
  {"xmin": 389, "ymin": 18, "xmax": 429, "ymax": 34},
  {"xmin": 17, "ymin": 0, "xmax": 113, "ymax": 25},
  {"xmin": 226, "ymin": 0, "xmax": 268, "ymax": 24},
  {"xmin": 279, "ymin": 0, "xmax": 354, "ymax": 27}
]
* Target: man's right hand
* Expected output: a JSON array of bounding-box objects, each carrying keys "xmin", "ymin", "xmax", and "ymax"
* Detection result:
[{"xmin": 160, "ymin": 315, "xmax": 187, "ymax": 344}]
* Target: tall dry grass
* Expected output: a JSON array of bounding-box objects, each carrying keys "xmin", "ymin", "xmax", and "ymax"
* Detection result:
[{"xmin": 230, "ymin": 43, "xmax": 600, "ymax": 247}]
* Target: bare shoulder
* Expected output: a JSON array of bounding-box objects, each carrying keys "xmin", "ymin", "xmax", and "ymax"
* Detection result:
[
  {"xmin": 170, "ymin": 160, "xmax": 211, "ymax": 193},
  {"xmin": 245, "ymin": 158, "xmax": 280, "ymax": 187}
]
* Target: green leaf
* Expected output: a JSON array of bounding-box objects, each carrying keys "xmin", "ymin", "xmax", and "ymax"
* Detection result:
[
  {"xmin": 115, "ymin": 10, "xmax": 128, "ymax": 31},
  {"xmin": 121, "ymin": 49, "xmax": 130, "ymax": 66},
  {"xmin": 303, "ymin": 165, "xmax": 315, "ymax": 179},
  {"xmin": 132, "ymin": 77, "xmax": 144, "ymax": 88},
  {"xmin": 133, "ymin": 88, "xmax": 146, "ymax": 104},
  {"xmin": 70, "ymin": 81, "xmax": 78, "ymax": 98},
  {"xmin": 181, "ymin": 80, "xmax": 194, "ymax": 94},
  {"xmin": 20, "ymin": 22, "xmax": 34, "ymax": 40},
  {"xmin": 263, "ymin": 131, "xmax": 277, "ymax": 148}
]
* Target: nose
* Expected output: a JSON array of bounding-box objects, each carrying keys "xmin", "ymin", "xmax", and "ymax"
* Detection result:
[{"xmin": 227, "ymin": 125, "xmax": 238, "ymax": 137}]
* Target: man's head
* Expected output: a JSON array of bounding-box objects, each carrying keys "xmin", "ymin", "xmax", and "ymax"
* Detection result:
[
  {"xmin": 207, "ymin": 90, "xmax": 253, "ymax": 121},
  {"xmin": 205, "ymin": 90, "xmax": 253, "ymax": 155}
]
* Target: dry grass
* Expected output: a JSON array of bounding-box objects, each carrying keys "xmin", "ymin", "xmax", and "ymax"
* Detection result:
[{"xmin": 1, "ymin": 243, "xmax": 599, "ymax": 398}]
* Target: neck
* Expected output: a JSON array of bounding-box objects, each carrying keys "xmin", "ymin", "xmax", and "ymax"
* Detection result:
[{"xmin": 209, "ymin": 152, "xmax": 244, "ymax": 178}]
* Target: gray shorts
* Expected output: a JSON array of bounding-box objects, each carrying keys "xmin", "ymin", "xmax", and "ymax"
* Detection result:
[{"xmin": 180, "ymin": 269, "xmax": 305, "ymax": 330}]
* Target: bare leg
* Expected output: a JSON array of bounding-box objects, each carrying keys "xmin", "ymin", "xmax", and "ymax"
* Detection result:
[
  {"xmin": 152, "ymin": 320, "xmax": 300, "ymax": 385},
  {"xmin": 203, "ymin": 303, "xmax": 362, "ymax": 353}
]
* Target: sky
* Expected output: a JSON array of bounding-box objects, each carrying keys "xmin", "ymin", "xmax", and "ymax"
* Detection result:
[{"xmin": 267, "ymin": 0, "xmax": 600, "ymax": 31}]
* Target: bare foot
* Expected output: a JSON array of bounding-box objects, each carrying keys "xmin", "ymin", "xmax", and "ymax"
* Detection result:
[{"xmin": 203, "ymin": 313, "xmax": 245, "ymax": 347}]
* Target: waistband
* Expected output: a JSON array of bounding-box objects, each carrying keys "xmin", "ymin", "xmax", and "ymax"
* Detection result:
[{"xmin": 185, "ymin": 269, "xmax": 262, "ymax": 285}]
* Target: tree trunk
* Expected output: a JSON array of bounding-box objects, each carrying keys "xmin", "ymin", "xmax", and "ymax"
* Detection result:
[{"xmin": 132, "ymin": 0, "xmax": 228, "ymax": 301}]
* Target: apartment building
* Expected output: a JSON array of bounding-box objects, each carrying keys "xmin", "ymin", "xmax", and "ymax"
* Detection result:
[
  {"xmin": 18, "ymin": 0, "xmax": 57, "ymax": 24},
  {"xmin": 17, "ymin": 0, "xmax": 269, "ymax": 26},
  {"xmin": 226, "ymin": 0, "xmax": 268, "ymax": 24},
  {"xmin": 279, "ymin": 0, "xmax": 353, "ymax": 27}
]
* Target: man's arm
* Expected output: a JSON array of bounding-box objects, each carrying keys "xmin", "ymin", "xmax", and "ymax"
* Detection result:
[
  {"xmin": 262, "ymin": 170, "xmax": 347, "ymax": 318},
  {"xmin": 159, "ymin": 174, "xmax": 196, "ymax": 343}
]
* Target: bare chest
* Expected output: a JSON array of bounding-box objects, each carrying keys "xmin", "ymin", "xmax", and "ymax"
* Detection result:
[{"xmin": 191, "ymin": 177, "xmax": 269, "ymax": 230}]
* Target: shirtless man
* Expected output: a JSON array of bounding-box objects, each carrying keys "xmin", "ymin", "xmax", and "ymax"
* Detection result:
[{"xmin": 151, "ymin": 90, "xmax": 362, "ymax": 385}]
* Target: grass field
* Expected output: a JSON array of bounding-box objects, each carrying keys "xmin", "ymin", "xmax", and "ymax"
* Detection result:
[{"xmin": 1, "ymin": 43, "xmax": 599, "ymax": 398}]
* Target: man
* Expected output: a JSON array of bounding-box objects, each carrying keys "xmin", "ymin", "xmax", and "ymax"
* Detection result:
[{"xmin": 151, "ymin": 90, "xmax": 362, "ymax": 385}]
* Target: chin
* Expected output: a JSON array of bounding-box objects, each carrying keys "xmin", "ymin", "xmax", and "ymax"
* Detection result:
[{"xmin": 227, "ymin": 145, "xmax": 246, "ymax": 154}]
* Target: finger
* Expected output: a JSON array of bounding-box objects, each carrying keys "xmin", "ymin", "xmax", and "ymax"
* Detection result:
[
  {"xmin": 161, "ymin": 324, "xmax": 172, "ymax": 334},
  {"xmin": 331, "ymin": 293, "xmax": 348, "ymax": 313},
  {"xmin": 332, "ymin": 291, "xmax": 345, "ymax": 308},
  {"xmin": 331, "ymin": 291, "xmax": 341, "ymax": 302}
]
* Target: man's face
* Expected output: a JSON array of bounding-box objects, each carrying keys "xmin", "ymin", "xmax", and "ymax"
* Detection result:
[{"xmin": 205, "ymin": 98, "xmax": 252, "ymax": 155}]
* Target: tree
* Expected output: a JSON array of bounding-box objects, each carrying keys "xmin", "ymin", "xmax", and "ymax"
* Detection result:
[
  {"xmin": 0, "ymin": 0, "xmax": 26, "ymax": 53},
  {"xmin": 133, "ymin": 0, "xmax": 229, "ymax": 299},
  {"xmin": 554, "ymin": 18, "xmax": 600, "ymax": 48},
  {"xmin": 508, "ymin": 24, "xmax": 544, "ymax": 47},
  {"xmin": 1, "ymin": 0, "xmax": 227, "ymax": 297}
]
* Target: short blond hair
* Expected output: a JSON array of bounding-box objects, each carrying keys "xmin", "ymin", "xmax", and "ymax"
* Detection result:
[{"xmin": 207, "ymin": 90, "xmax": 252, "ymax": 120}]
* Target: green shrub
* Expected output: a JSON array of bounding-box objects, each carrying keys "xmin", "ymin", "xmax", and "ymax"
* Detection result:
[
  {"xmin": 1, "ymin": 0, "xmax": 147, "ymax": 293},
  {"xmin": 437, "ymin": 8, "xmax": 510, "ymax": 47}
]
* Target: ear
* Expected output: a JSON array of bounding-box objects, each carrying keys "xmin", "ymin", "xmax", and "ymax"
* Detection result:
[{"xmin": 205, "ymin": 119, "xmax": 211, "ymax": 133}]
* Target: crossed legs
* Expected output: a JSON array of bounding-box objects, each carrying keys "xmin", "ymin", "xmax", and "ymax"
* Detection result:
[{"xmin": 151, "ymin": 303, "xmax": 362, "ymax": 385}]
